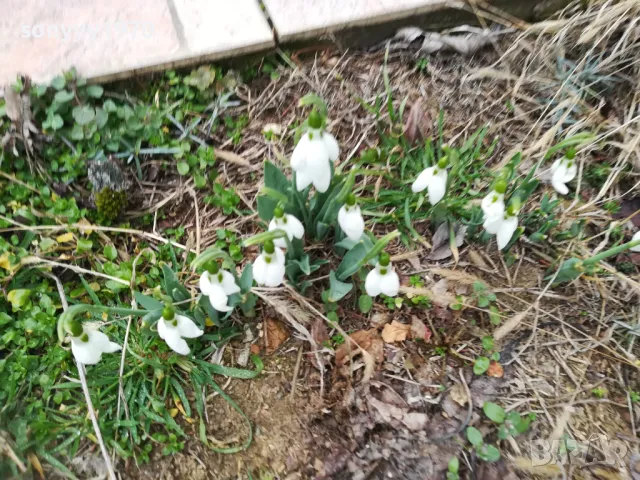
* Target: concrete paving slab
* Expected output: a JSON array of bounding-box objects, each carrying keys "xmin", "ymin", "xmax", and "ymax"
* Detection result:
[
  {"xmin": 0, "ymin": 0, "xmax": 274, "ymax": 86},
  {"xmin": 262, "ymin": 0, "xmax": 454, "ymax": 42}
]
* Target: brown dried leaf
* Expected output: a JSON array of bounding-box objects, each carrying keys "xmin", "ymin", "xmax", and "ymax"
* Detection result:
[
  {"xmin": 428, "ymin": 223, "xmax": 466, "ymax": 261},
  {"xmin": 487, "ymin": 361, "xmax": 504, "ymax": 378},
  {"xmin": 404, "ymin": 99, "xmax": 432, "ymax": 145},
  {"xmin": 381, "ymin": 320, "xmax": 410, "ymax": 343},
  {"xmin": 265, "ymin": 318, "xmax": 290, "ymax": 354},
  {"xmin": 335, "ymin": 329, "xmax": 384, "ymax": 367},
  {"xmin": 449, "ymin": 383, "xmax": 468, "ymax": 406},
  {"xmin": 368, "ymin": 396, "xmax": 428, "ymax": 431},
  {"xmin": 310, "ymin": 318, "xmax": 329, "ymax": 345},
  {"xmin": 370, "ymin": 312, "xmax": 391, "ymax": 328},
  {"xmin": 410, "ymin": 316, "xmax": 432, "ymax": 343}
]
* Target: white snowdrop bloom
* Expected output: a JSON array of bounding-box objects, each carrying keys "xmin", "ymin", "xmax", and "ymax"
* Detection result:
[
  {"xmin": 69, "ymin": 322, "xmax": 121, "ymax": 365},
  {"xmin": 253, "ymin": 241, "xmax": 286, "ymax": 287},
  {"xmin": 157, "ymin": 310, "xmax": 204, "ymax": 355},
  {"xmin": 496, "ymin": 214, "xmax": 519, "ymax": 250},
  {"xmin": 365, "ymin": 253, "xmax": 400, "ymax": 297},
  {"xmin": 411, "ymin": 157, "xmax": 449, "ymax": 205},
  {"xmin": 338, "ymin": 195, "xmax": 364, "ymax": 242},
  {"xmin": 481, "ymin": 181, "xmax": 507, "ymax": 221},
  {"xmin": 199, "ymin": 265, "xmax": 240, "ymax": 312},
  {"xmin": 291, "ymin": 111, "xmax": 339, "ymax": 193},
  {"xmin": 268, "ymin": 209, "xmax": 305, "ymax": 248},
  {"xmin": 631, "ymin": 231, "xmax": 640, "ymax": 252},
  {"xmin": 550, "ymin": 149, "xmax": 578, "ymax": 195},
  {"xmin": 483, "ymin": 197, "xmax": 521, "ymax": 250}
]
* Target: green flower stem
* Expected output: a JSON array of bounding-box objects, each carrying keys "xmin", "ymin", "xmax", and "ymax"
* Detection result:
[
  {"xmin": 190, "ymin": 247, "xmax": 233, "ymax": 270},
  {"xmin": 290, "ymin": 173, "xmax": 311, "ymax": 226},
  {"xmin": 582, "ymin": 238, "xmax": 640, "ymax": 266},
  {"xmin": 360, "ymin": 230, "xmax": 400, "ymax": 266},
  {"xmin": 57, "ymin": 305, "xmax": 147, "ymax": 342},
  {"xmin": 241, "ymin": 229, "xmax": 286, "ymax": 247}
]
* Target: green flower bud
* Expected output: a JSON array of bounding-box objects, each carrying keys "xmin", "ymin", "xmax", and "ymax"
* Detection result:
[
  {"xmin": 80, "ymin": 333, "xmax": 89, "ymax": 343},
  {"xmin": 162, "ymin": 306, "xmax": 175, "ymax": 321},
  {"xmin": 494, "ymin": 179, "xmax": 507, "ymax": 194},
  {"xmin": 264, "ymin": 239, "xmax": 275, "ymax": 255},
  {"xmin": 346, "ymin": 193, "xmax": 356, "ymax": 206},
  {"xmin": 206, "ymin": 262, "xmax": 220, "ymax": 274},
  {"xmin": 274, "ymin": 206, "xmax": 284, "ymax": 218},
  {"xmin": 379, "ymin": 252, "xmax": 390, "ymax": 267},
  {"xmin": 565, "ymin": 147, "xmax": 576, "ymax": 160},
  {"xmin": 361, "ymin": 148, "xmax": 380, "ymax": 163},
  {"xmin": 67, "ymin": 319, "xmax": 83, "ymax": 337},
  {"xmin": 437, "ymin": 156, "xmax": 448, "ymax": 169},
  {"xmin": 308, "ymin": 109, "xmax": 322, "ymax": 129},
  {"xmin": 507, "ymin": 196, "xmax": 522, "ymax": 216}
]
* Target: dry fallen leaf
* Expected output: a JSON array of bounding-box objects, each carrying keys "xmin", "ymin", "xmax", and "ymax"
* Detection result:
[
  {"xmin": 336, "ymin": 329, "xmax": 384, "ymax": 365},
  {"xmin": 368, "ymin": 396, "xmax": 429, "ymax": 431},
  {"xmin": 431, "ymin": 267, "xmax": 483, "ymax": 285},
  {"xmin": 265, "ymin": 318, "xmax": 290, "ymax": 354},
  {"xmin": 449, "ymin": 383, "xmax": 468, "ymax": 406},
  {"xmin": 56, "ymin": 232, "xmax": 74, "ymax": 243},
  {"xmin": 410, "ymin": 316, "xmax": 432, "ymax": 343},
  {"xmin": 370, "ymin": 312, "xmax": 391, "ymax": 328},
  {"xmin": 381, "ymin": 320, "xmax": 411, "ymax": 343},
  {"xmin": 487, "ymin": 361, "xmax": 504, "ymax": 378},
  {"xmin": 404, "ymin": 99, "xmax": 432, "ymax": 145},
  {"xmin": 467, "ymin": 248, "xmax": 490, "ymax": 268},
  {"xmin": 27, "ymin": 452, "xmax": 44, "ymax": 479},
  {"xmin": 428, "ymin": 222, "xmax": 467, "ymax": 261}
]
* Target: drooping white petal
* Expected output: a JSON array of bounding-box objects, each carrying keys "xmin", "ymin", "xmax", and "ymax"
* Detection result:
[
  {"xmin": 208, "ymin": 283, "xmax": 233, "ymax": 312},
  {"xmin": 269, "ymin": 214, "xmax": 305, "ymax": 248},
  {"xmin": 322, "ymin": 132, "xmax": 340, "ymax": 162},
  {"xmin": 631, "ymin": 231, "xmax": 640, "ymax": 252},
  {"xmin": 253, "ymin": 247, "xmax": 286, "ymax": 287},
  {"xmin": 427, "ymin": 169, "xmax": 447, "ymax": 205},
  {"xmin": 312, "ymin": 159, "xmax": 332, "ymax": 193},
  {"xmin": 291, "ymin": 133, "xmax": 311, "ymax": 169},
  {"xmin": 496, "ymin": 215, "xmax": 519, "ymax": 250},
  {"xmin": 252, "ymin": 254, "xmax": 268, "ymax": 285},
  {"xmin": 295, "ymin": 169, "xmax": 313, "ymax": 191},
  {"xmin": 412, "ymin": 166, "xmax": 434, "ymax": 193},
  {"xmin": 71, "ymin": 330, "xmax": 121, "ymax": 365},
  {"xmin": 220, "ymin": 270, "xmax": 241, "ymax": 295},
  {"xmin": 481, "ymin": 191, "xmax": 505, "ymax": 220},
  {"xmin": 199, "ymin": 271, "xmax": 215, "ymax": 296},
  {"xmin": 483, "ymin": 215, "xmax": 503, "ymax": 235},
  {"xmin": 551, "ymin": 161, "xmax": 570, "ymax": 195},
  {"xmin": 379, "ymin": 268, "xmax": 400, "ymax": 297},
  {"xmin": 338, "ymin": 205, "xmax": 365, "ymax": 241},
  {"xmin": 365, "ymin": 268, "xmax": 383, "ymax": 297},
  {"xmin": 175, "ymin": 315, "xmax": 204, "ymax": 338},
  {"xmin": 158, "ymin": 318, "xmax": 192, "ymax": 355}
]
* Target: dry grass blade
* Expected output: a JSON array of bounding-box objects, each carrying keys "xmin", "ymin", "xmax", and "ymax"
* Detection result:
[{"xmin": 494, "ymin": 310, "xmax": 530, "ymax": 341}]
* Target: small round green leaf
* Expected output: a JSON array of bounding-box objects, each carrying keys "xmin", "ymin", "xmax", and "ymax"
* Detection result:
[
  {"xmin": 483, "ymin": 402, "xmax": 505, "ymax": 423},
  {"xmin": 473, "ymin": 356, "xmax": 490, "ymax": 375},
  {"xmin": 358, "ymin": 294, "xmax": 373, "ymax": 314},
  {"xmin": 177, "ymin": 161, "xmax": 190, "ymax": 175},
  {"xmin": 466, "ymin": 426, "xmax": 483, "ymax": 447},
  {"xmin": 85, "ymin": 85, "xmax": 104, "ymax": 98},
  {"xmin": 54, "ymin": 90, "xmax": 74, "ymax": 103},
  {"xmin": 72, "ymin": 105, "xmax": 96, "ymax": 125},
  {"xmin": 104, "ymin": 245, "xmax": 118, "ymax": 261},
  {"xmin": 478, "ymin": 444, "xmax": 501, "ymax": 463}
]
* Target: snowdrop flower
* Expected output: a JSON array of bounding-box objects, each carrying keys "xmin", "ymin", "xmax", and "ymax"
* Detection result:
[
  {"xmin": 291, "ymin": 110, "xmax": 339, "ymax": 193},
  {"xmin": 268, "ymin": 207, "xmax": 304, "ymax": 248},
  {"xmin": 484, "ymin": 198, "xmax": 521, "ymax": 250},
  {"xmin": 631, "ymin": 231, "xmax": 640, "ymax": 252},
  {"xmin": 411, "ymin": 156, "xmax": 448, "ymax": 205},
  {"xmin": 253, "ymin": 240, "xmax": 286, "ymax": 287},
  {"xmin": 157, "ymin": 307, "xmax": 204, "ymax": 355},
  {"xmin": 199, "ymin": 263, "xmax": 240, "ymax": 312},
  {"xmin": 338, "ymin": 194, "xmax": 365, "ymax": 242},
  {"xmin": 365, "ymin": 252, "xmax": 400, "ymax": 297},
  {"xmin": 481, "ymin": 179, "xmax": 507, "ymax": 223},
  {"xmin": 68, "ymin": 320, "xmax": 121, "ymax": 365},
  {"xmin": 551, "ymin": 148, "xmax": 578, "ymax": 195}
]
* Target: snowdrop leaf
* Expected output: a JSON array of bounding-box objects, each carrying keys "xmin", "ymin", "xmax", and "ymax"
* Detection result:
[
  {"xmin": 328, "ymin": 271, "xmax": 353, "ymax": 302},
  {"xmin": 190, "ymin": 247, "xmax": 233, "ymax": 270},
  {"xmin": 258, "ymin": 161, "xmax": 291, "ymax": 221},
  {"xmin": 546, "ymin": 257, "xmax": 583, "ymax": 284},
  {"xmin": 162, "ymin": 264, "xmax": 190, "ymax": 302},
  {"xmin": 239, "ymin": 265, "xmax": 253, "ymax": 292},
  {"xmin": 336, "ymin": 243, "xmax": 368, "ymax": 280},
  {"xmin": 134, "ymin": 292, "xmax": 163, "ymax": 311},
  {"xmin": 298, "ymin": 93, "xmax": 328, "ymax": 117}
]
